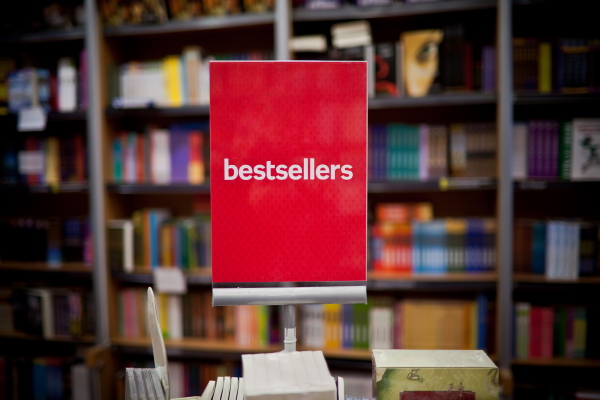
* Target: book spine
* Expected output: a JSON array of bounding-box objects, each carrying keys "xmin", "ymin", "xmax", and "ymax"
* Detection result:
[{"xmin": 559, "ymin": 121, "xmax": 573, "ymax": 180}]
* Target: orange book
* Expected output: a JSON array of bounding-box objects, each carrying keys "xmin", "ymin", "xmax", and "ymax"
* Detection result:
[
  {"xmin": 143, "ymin": 210, "xmax": 151, "ymax": 270},
  {"xmin": 203, "ymin": 291, "xmax": 216, "ymax": 339},
  {"xmin": 24, "ymin": 137, "xmax": 39, "ymax": 184},
  {"xmin": 188, "ymin": 131, "xmax": 204, "ymax": 184},
  {"xmin": 160, "ymin": 223, "xmax": 172, "ymax": 266},
  {"xmin": 136, "ymin": 133, "xmax": 145, "ymax": 182},
  {"xmin": 376, "ymin": 203, "xmax": 433, "ymax": 223},
  {"xmin": 224, "ymin": 306, "xmax": 235, "ymax": 343}
]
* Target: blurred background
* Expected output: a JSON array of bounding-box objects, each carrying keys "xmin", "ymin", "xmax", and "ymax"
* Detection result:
[{"xmin": 1, "ymin": 0, "xmax": 599, "ymax": 399}]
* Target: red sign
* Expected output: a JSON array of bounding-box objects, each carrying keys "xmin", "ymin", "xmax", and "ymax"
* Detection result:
[{"xmin": 210, "ymin": 62, "xmax": 367, "ymax": 283}]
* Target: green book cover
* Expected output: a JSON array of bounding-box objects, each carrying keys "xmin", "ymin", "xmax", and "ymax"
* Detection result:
[
  {"xmin": 553, "ymin": 307, "xmax": 566, "ymax": 357},
  {"xmin": 559, "ymin": 121, "xmax": 573, "ymax": 179},
  {"xmin": 574, "ymin": 307, "xmax": 587, "ymax": 358},
  {"xmin": 413, "ymin": 124, "xmax": 420, "ymax": 179}
]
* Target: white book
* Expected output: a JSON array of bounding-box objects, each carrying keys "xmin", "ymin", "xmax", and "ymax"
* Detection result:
[
  {"xmin": 57, "ymin": 57, "xmax": 77, "ymax": 112},
  {"xmin": 513, "ymin": 122, "xmax": 528, "ymax": 179},
  {"xmin": 108, "ymin": 219, "xmax": 134, "ymax": 273},
  {"xmin": 168, "ymin": 295, "xmax": 183, "ymax": 340},
  {"xmin": 558, "ymin": 222, "xmax": 568, "ymax": 278},
  {"xmin": 236, "ymin": 378, "xmax": 244, "ymax": 400},
  {"xmin": 545, "ymin": 222, "xmax": 557, "ymax": 279},
  {"xmin": 169, "ymin": 362, "xmax": 185, "ymax": 399},
  {"xmin": 278, "ymin": 352, "xmax": 300, "ymax": 400},
  {"xmin": 290, "ymin": 351, "xmax": 310, "ymax": 393},
  {"xmin": 229, "ymin": 377, "xmax": 239, "ymax": 400},
  {"xmin": 337, "ymin": 377, "xmax": 344, "ymax": 400},
  {"xmin": 214, "ymin": 377, "xmax": 225, "ymax": 400},
  {"xmin": 290, "ymin": 35, "xmax": 327, "ymax": 52},
  {"xmin": 333, "ymin": 35, "xmax": 372, "ymax": 49},
  {"xmin": 365, "ymin": 45, "xmax": 374, "ymax": 99},
  {"xmin": 27, "ymin": 289, "xmax": 54, "ymax": 339},
  {"xmin": 331, "ymin": 21, "xmax": 371, "ymax": 38},
  {"xmin": 569, "ymin": 223, "xmax": 580, "ymax": 279},
  {"xmin": 201, "ymin": 381, "xmax": 216, "ymax": 400},
  {"xmin": 222, "ymin": 377, "xmax": 232, "ymax": 400},
  {"xmin": 200, "ymin": 58, "xmax": 213, "ymax": 106},
  {"xmin": 571, "ymin": 119, "xmax": 600, "ymax": 180},
  {"xmin": 150, "ymin": 129, "xmax": 171, "ymax": 184},
  {"xmin": 71, "ymin": 364, "xmax": 92, "ymax": 400}
]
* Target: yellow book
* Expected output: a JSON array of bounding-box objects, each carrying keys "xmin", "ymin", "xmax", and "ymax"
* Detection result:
[
  {"xmin": 45, "ymin": 137, "xmax": 60, "ymax": 185},
  {"xmin": 162, "ymin": 58, "xmax": 172, "ymax": 105},
  {"xmin": 539, "ymin": 43, "xmax": 552, "ymax": 93},
  {"xmin": 159, "ymin": 293, "xmax": 169, "ymax": 338},
  {"xmin": 160, "ymin": 223, "xmax": 171, "ymax": 266},
  {"xmin": 165, "ymin": 55, "xmax": 182, "ymax": 107}
]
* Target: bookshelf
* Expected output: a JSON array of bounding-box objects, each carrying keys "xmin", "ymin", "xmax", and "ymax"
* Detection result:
[{"xmin": 2, "ymin": 0, "xmax": 600, "ymax": 398}]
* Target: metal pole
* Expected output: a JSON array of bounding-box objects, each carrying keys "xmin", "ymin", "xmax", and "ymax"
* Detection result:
[
  {"xmin": 497, "ymin": 0, "xmax": 513, "ymax": 397},
  {"xmin": 274, "ymin": 0, "xmax": 291, "ymax": 60},
  {"xmin": 283, "ymin": 304, "xmax": 296, "ymax": 351},
  {"xmin": 85, "ymin": 0, "xmax": 110, "ymax": 345}
]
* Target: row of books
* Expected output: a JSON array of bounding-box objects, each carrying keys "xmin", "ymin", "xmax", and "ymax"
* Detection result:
[
  {"xmin": 513, "ymin": 38, "xmax": 600, "ymax": 94},
  {"xmin": 108, "ymin": 48, "xmax": 272, "ymax": 108},
  {"xmin": 112, "ymin": 123, "xmax": 207, "ymax": 184},
  {"xmin": 1, "ymin": 288, "xmax": 95, "ymax": 339},
  {"xmin": 514, "ymin": 220, "xmax": 599, "ymax": 278},
  {"xmin": 513, "ymin": 119, "xmax": 600, "ymax": 181},
  {"xmin": 298, "ymin": 22, "xmax": 496, "ymax": 98},
  {"xmin": 123, "ymin": 359, "xmax": 241, "ymax": 399},
  {"xmin": 0, "ymin": 357, "xmax": 91, "ymax": 400},
  {"xmin": 108, "ymin": 209, "xmax": 211, "ymax": 272},
  {"xmin": 369, "ymin": 122, "xmax": 495, "ymax": 180},
  {"xmin": 1, "ymin": 52, "xmax": 87, "ymax": 114},
  {"xmin": 0, "ymin": 217, "xmax": 92, "ymax": 265},
  {"xmin": 0, "ymin": 134, "xmax": 87, "ymax": 185},
  {"xmin": 117, "ymin": 288, "xmax": 279, "ymax": 346},
  {"xmin": 333, "ymin": 373, "xmax": 372, "ymax": 400},
  {"xmin": 101, "ymin": 0, "xmax": 274, "ymax": 26},
  {"xmin": 300, "ymin": 295, "xmax": 492, "ymax": 351},
  {"xmin": 370, "ymin": 203, "xmax": 495, "ymax": 273},
  {"xmin": 514, "ymin": 303, "xmax": 588, "ymax": 359}
]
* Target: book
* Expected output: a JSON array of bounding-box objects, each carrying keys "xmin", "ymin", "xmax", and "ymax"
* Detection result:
[
  {"xmin": 570, "ymin": 119, "xmax": 600, "ymax": 180},
  {"xmin": 57, "ymin": 57, "xmax": 77, "ymax": 112},
  {"xmin": 108, "ymin": 219, "xmax": 134, "ymax": 273}
]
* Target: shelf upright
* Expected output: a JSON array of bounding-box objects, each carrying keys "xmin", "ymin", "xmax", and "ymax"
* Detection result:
[
  {"xmin": 275, "ymin": 0, "xmax": 291, "ymax": 60},
  {"xmin": 496, "ymin": 0, "xmax": 514, "ymax": 397},
  {"xmin": 85, "ymin": 0, "xmax": 110, "ymax": 347}
]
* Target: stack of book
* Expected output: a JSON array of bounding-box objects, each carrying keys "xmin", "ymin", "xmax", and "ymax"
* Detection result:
[
  {"xmin": 111, "ymin": 123, "xmax": 207, "ymax": 184},
  {"xmin": 513, "ymin": 38, "xmax": 600, "ymax": 94},
  {"xmin": 513, "ymin": 220, "xmax": 599, "ymax": 278},
  {"xmin": 0, "ymin": 216, "xmax": 92, "ymax": 265},
  {"xmin": 0, "ymin": 135, "xmax": 87, "ymax": 185},
  {"xmin": 125, "ymin": 360, "xmax": 242, "ymax": 399},
  {"xmin": 3, "ymin": 52, "xmax": 87, "ymax": 114},
  {"xmin": 108, "ymin": 48, "xmax": 272, "ymax": 108},
  {"xmin": 108, "ymin": 210, "xmax": 211, "ymax": 272},
  {"xmin": 2, "ymin": 288, "xmax": 95, "ymax": 339},
  {"xmin": 0, "ymin": 358, "xmax": 90, "ymax": 400},
  {"xmin": 297, "ymin": 22, "xmax": 496, "ymax": 98},
  {"xmin": 514, "ymin": 303, "xmax": 588, "ymax": 359},
  {"xmin": 369, "ymin": 122, "xmax": 495, "ymax": 181},
  {"xmin": 116, "ymin": 288, "xmax": 279, "ymax": 346},
  {"xmin": 370, "ymin": 203, "xmax": 496, "ymax": 274},
  {"xmin": 100, "ymin": 0, "xmax": 273, "ymax": 25},
  {"xmin": 333, "ymin": 373, "xmax": 372, "ymax": 400},
  {"xmin": 300, "ymin": 294, "xmax": 492, "ymax": 352},
  {"xmin": 513, "ymin": 119, "xmax": 600, "ymax": 181}
]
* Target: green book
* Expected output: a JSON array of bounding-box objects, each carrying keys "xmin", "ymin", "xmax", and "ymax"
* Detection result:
[
  {"xmin": 553, "ymin": 307, "xmax": 566, "ymax": 357},
  {"xmin": 574, "ymin": 307, "xmax": 587, "ymax": 358},
  {"xmin": 559, "ymin": 121, "xmax": 573, "ymax": 180}
]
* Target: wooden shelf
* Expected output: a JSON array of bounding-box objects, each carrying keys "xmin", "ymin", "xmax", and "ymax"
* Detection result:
[
  {"xmin": 0, "ymin": 111, "xmax": 87, "ymax": 122},
  {"xmin": 369, "ymin": 178, "xmax": 496, "ymax": 192},
  {"xmin": 112, "ymin": 336, "xmax": 281, "ymax": 354},
  {"xmin": 368, "ymin": 93, "xmax": 496, "ymax": 109},
  {"xmin": 0, "ymin": 262, "xmax": 91, "ymax": 273},
  {"xmin": 0, "ymin": 182, "xmax": 88, "ymax": 193},
  {"xmin": 514, "ymin": 93, "xmax": 600, "ymax": 105},
  {"xmin": 367, "ymin": 271, "xmax": 497, "ymax": 291},
  {"xmin": 300, "ymin": 346, "xmax": 372, "ymax": 361},
  {"xmin": 105, "ymin": 106, "xmax": 209, "ymax": 119},
  {"xmin": 514, "ymin": 180, "xmax": 600, "ymax": 191},
  {"xmin": 0, "ymin": 28, "xmax": 85, "ymax": 43},
  {"xmin": 292, "ymin": 0, "xmax": 496, "ymax": 22},
  {"xmin": 513, "ymin": 273, "xmax": 600, "ymax": 284},
  {"xmin": 512, "ymin": 358, "xmax": 600, "ymax": 367},
  {"xmin": 112, "ymin": 268, "xmax": 212, "ymax": 285},
  {"xmin": 103, "ymin": 13, "xmax": 274, "ymax": 38},
  {"xmin": 107, "ymin": 183, "xmax": 210, "ymax": 194},
  {"xmin": 0, "ymin": 331, "xmax": 95, "ymax": 343}
]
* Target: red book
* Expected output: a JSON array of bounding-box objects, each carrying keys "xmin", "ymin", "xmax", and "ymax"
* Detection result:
[
  {"xmin": 540, "ymin": 307, "xmax": 554, "ymax": 358},
  {"xmin": 188, "ymin": 130, "xmax": 203, "ymax": 184},
  {"xmin": 529, "ymin": 307, "xmax": 542, "ymax": 357},
  {"xmin": 136, "ymin": 133, "xmax": 145, "ymax": 182},
  {"xmin": 74, "ymin": 134, "xmax": 86, "ymax": 181},
  {"xmin": 25, "ymin": 137, "xmax": 40, "ymax": 184}
]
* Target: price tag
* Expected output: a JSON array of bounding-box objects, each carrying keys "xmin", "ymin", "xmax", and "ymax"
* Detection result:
[
  {"xmin": 153, "ymin": 268, "xmax": 187, "ymax": 294},
  {"xmin": 18, "ymin": 106, "xmax": 47, "ymax": 132},
  {"xmin": 18, "ymin": 151, "xmax": 44, "ymax": 175}
]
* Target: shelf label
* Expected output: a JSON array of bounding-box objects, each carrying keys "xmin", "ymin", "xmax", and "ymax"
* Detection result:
[
  {"xmin": 210, "ymin": 62, "xmax": 367, "ymax": 285},
  {"xmin": 153, "ymin": 268, "xmax": 187, "ymax": 294},
  {"xmin": 17, "ymin": 106, "xmax": 47, "ymax": 132}
]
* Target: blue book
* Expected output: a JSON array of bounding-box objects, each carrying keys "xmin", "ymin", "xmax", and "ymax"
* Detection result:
[
  {"xmin": 412, "ymin": 221, "xmax": 421, "ymax": 274},
  {"xmin": 33, "ymin": 359, "xmax": 47, "ymax": 400},
  {"xmin": 531, "ymin": 222, "xmax": 547, "ymax": 274},
  {"xmin": 343, "ymin": 304, "xmax": 353, "ymax": 348},
  {"xmin": 477, "ymin": 293, "xmax": 487, "ymax": 351},
  {"xmin": 430, "ymin": 220, "xmax": 447, "ymax": 274},
  {"xmin": 466, "ymin": 219, "xmax": 479, "ymax": 272}
]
